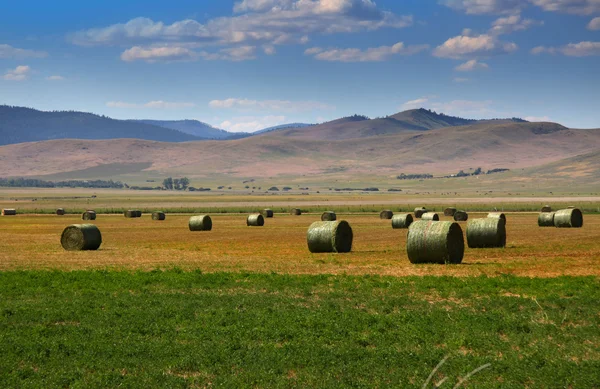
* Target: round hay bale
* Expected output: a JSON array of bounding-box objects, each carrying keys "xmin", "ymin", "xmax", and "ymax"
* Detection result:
[
  {"xmin": 414, "ymin": 207, "xmax": 428, "ymax": 218},
  {"xmin": 487, "ymin": 212, "xmax": 506, "ymax": 224},
  {"xmin": 61, "ymin": 224, "xmax": 102, "ymax": 251},
  {"xmin": 189, "ymin": 215, "xmax": 213, "ymax": 231},
  {"xmin": 124, "ymin": 210, "xmax": 137, "ymax": 218},
  {"xmin": 380, "ymin": 210, "xmax": 393, "ymax": 219},
  {"xmin": 421, "ymin": 212, "xmax": 440, "ymax": 221},
  {"xmin": 407, "ymin": 220, "xmax": 464, "ymax": 264},
  {"xmin": 453, "ymin": 210, "xmax": 468, "ymax": 221},
  {"xmin": 307, "ymin": 220, "xmax": 353, "ymax": 253},
  {"xmin": 152, "ymin": 211, "xmax": 166, "ymax": 221},
  {"xmin": 466, "ymin": 218, "xmax": 506, "ymax": 248},
  {"xmin": 290, "ymin": 208, "xmax": 302, "ymax": 216},
  {"xmin": 247, "ymin": 213, "xmax": 264, "ymax": 226},
  {"xmin": 538, "ymin": 212, "xmax": 555, "ymax": 227},
  {"xmin": 554, "ymin": 208, "xmax": 583, "ymax": 228},
  {"xmin": 135, "ymin": 210, "xmax": 142, "ymax": 217},
  {"xmin": 2, "ymin": 209, "xmax": 16, "ymax": 216},
  {"xmin": 321, "ymin": 211, "xmax": 337, "ymax": 221},
  {"xmin": 541, "ymin": 205, "xmax": 552, "ymax": 213},
  {"xmin": 444, "ymin": 207, "xmax": 457, "ymax": 217},
  {"xmin": 82, "ymin": 210, "xmax": 96, "ymax": 221},
  {"xmin": 392, "ymin": 213, "xmax": 413, "ymax": 229},
  {"xmin": 260, "ymin": 209, "xmax": 274, "ymax": 218},
  {"xmin": 56, "ymin": 208, "xmax": 65, "ymax": 216}
]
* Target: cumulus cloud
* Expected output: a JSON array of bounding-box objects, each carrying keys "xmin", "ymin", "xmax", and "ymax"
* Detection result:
[
  {"xmin": 106, "ymin": 101, "xmax": 195, "ymax": 109},
  {"xmin": 531, "ymin": 41, "xmax": 600, "ymax": 56},
  {"xmin": 524, "ymin": 115, "xmax": 551, "ymax": 122},
  {"xmin": 0, "ymin": 44, "xmax": 47, "ymax": 59},
  {"xmin": 46, "ymin": 75, "xmax": 65, "ymax": 81},
  {"xmin": 442, "ymin": 0, "xmax": 600, "ymax": 15},
  {"xmin": 530, "ymin": 0, "xmax": 600, "ymax": 15},
  {"xmin": 304, "ymin": 42, "xmax": 429, "ymax": 62},
  {"xmin": 401, "ymin": 96, "xmax": 496, "ymax": 117},
  {"xmin": 401, "ymin": 97, "xmax": 431, "ymax": 110},
  {"xmin": 218, "ymin": 115, "xmax": 287, "ymax": 132},
  {"xmin": 433, "ymin": 33, "xmax": 517, "ymax": 59},
  {"xmin": 489, "ymin": 14, "xmax": 543, "ymax": 35},
  {"xmin": 588, "ymin": 17, "xmax": 600, "ymax": 30},
  {"xmin": 209, "ymin": 98, "xmax": 334, "ymax": 112},
  {"xmin": 3, "ymin": 65, "xmax": 31, "ymax": 81},
  {"xmin": 455, "ymin": 59, "xmax": 489, "ymax": 71},
  {"xmin": 121, "ymin": 46, "xmax": 198, "ymax": 62}
]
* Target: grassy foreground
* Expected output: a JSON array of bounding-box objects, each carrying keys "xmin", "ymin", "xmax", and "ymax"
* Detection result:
[{"xmin": 1, "ymin": 271, "xmax": 599, "ymax": 388}]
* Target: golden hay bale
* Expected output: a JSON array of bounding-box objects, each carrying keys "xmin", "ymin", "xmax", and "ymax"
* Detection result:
[
  {"xmin": 189, "ymin": 215, "xmax": 213, "ymax": 231},
  {"xmin": 290, "ymin": 208, "xmax": 302, "ymax": 216},
  {"xmin": 56, "ymin": 208, "xmax": 65, "ymax": 216},
  {"xmin": 124, "ymin": 210, "xmax": 137, "ymax": 218},
  {"xmin": 414, "ymin": 207, "xmax": 428, "ymax": 218},
  {"xmin": 260, "ymin": 209, "xmax": 274, "ymax": 218},
  {"xmin": 554, "ymin": 208, "xmax": 583, "ymax": 228},
  {"xmin": 444, "ymin": 207, "xmax": 457, "ymax": 217},
  {"xmin": 391, "ymin": 213, "xmax": 413, "ymax": 229},
  {"xmin": 453, "ymin": 210, "xmax": 468, "ymax": 221},
  {"xmin": 407, "ymin": 220, "xmax": 464, "ymax": 264},
  {"xmin": 307, "ymin": 220, "xmax": 353, "ymax": 253},
  {"xmin": 487, "ymin": 212, "xmax": 506, "ymax": 224},
  {"xmin": 152, "ymin": 211, "xmax": 166, "ymax": 221},
  {"xmin": 541, "ymin": 205, "xmax": 552, "ymax": 213},
  {"xmin": 2, "ymin": 209, "xmax": 17, "ymax": 216},
  {"xmin": 61, "ymin": 224, "xmax": 102, "ymax": 251},
  {"xmin": 321, "ymin": 211, "xmax": 337, "ymax": 221},
  {"xmin": 379, "ymin": 210, "xmax": 393, "ymax": 219},
  {"xmin": 421, "ymin": 212, "xmax": 440, "ymax": 221},
  {"xmin": 538, "ymin": 212, "xmax": 555, "ymax": 227},
  {"xmin": 466, "ymin": 218, "xmax": 506, "ymax": 248},
  {"xmin": 82, "ymin": 210, "xmax": 96, "ymax": 221},
  {"xmin": 247, "ymin": 214, "xmax": 265, "ymax": 226}
]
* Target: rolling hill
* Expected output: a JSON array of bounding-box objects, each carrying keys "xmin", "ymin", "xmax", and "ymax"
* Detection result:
[{"xmin": 131, "ymin": 119, "xmax": 232, "ymax": 139}]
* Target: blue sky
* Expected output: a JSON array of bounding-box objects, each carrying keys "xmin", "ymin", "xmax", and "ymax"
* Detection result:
[{"xmin": 1, "ymin": 0, "xmax": 599, "ymax": 131}]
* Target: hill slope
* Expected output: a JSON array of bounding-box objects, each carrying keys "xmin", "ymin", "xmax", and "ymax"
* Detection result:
[
  {"xmin": 131, "ymin": 119, "xmax": 233, "ymax": 139},
  {"xmin": 0, "ymin": 105, "xmax": 202, "ymax": 145}
]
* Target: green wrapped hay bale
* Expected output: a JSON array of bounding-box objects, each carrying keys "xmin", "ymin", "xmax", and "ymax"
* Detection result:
[
  {"xmin": 2, "ymin": 209, "xmax": 16, "ymax": 216},
  {"xmin": 380, "ymin": 210, "xmax": 393, "ymax": 219},
  {"xmin": 554, "ymin": 208, "xmax": 583, "ymax": 228},
  {"xmin": 56, "ymin": 208, "xmax": 65, "ymax": 216},
  {"xmin": 414, "ymin": 207, "xmax": 428, "ymax": 218},
  {"xmin": 453, "ymin": 210, "xmax": 468, "ymax": 221},
  {"xmin": 135, "ymin": 210, "xmax": 142, "ymax": 218},
  {"xmin": 466, "ymin": 218, "xmax": 506, "ymax": 248},
  {"xmin": 307, "ymin": 220, "xmax": 353, "ymax": 253},
  {"xmin": 321, "ymin": 211, "xmax": 336, "ymax": 221},
  {"xmin": 487, "ymin": 212, "xmax": 506, "ymax": 224},
  {"xmin": 152, "ymin": 211, "xmax": 166, "ymax": 221},
  {"xmin": 444, "ymin": 207, "xmax": 457, "ymax": 217},
  {"xmin": 61, "ymin": 224, "xmax": 102, "ymax": 251},
  {"xmin": 407, "ymin": 221, "xmax": 464, "ymax": 264},
  {"xmin": 541, "ymin": 205, "xmax": 552, "ymax": 213},
  {"xmin": 124, "ymin": 210, "xmax": 137, "ymax": 218},
  {"xmin": 82, "ymin": 210, "xmax": 96, "ymax": 221},
  {"xmin": 421, "ymin": 212, "xmax": 439, "ymax": 221},
  {"xmin": 260, "ymin": 209, "xmax": 274, "ymax": 218},
  {"xmin": 189, "ymin": 215, "xmax": 212, "ymax": 231},
  {"xmin": 392, "ymin": 213, "xmax": 413, "ymax": 229},
  {"xmin": 538, "ymin": 212, "xmax": 555, "ymax": 227},
  {"xmin": 247, "ymin": 214, "xmax": 265, "ymax": 227},
  {"xmin": 290, "ymin": 208, "xmax": 302, "ymax": 216}
]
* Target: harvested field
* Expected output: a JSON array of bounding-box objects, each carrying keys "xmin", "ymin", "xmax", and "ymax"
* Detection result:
[{"xmin": 1, "ymin": 213, "xmax": 599, "ymax": 277}]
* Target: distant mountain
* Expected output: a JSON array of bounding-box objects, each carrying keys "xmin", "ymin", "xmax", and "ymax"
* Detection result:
[
  {"xmin": 0, "ymin": 105, "xmax": 201, "ymax": 145},
  {"xmin": 131, "ymin": 119, "xmax": 232, "ymax": 139},
  {"xmin": 253, "ymin": 123, "xmax": 313, "ymax": 135}
]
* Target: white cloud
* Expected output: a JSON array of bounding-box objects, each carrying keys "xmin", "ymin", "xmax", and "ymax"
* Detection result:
[
  {"xmin": 304, "ymin": 42, "xmax": 429, "ymax": 62},
  {"xmin": 524, "ymin": 115, "xmax": 551, "ymax": 122},
  {"xmin": 0, "ymin": 44, "xmax": 47, "ymax": 59},
  {"xmin": 455, "ymin": 59, "xmax": 489, "ymax": 71},
  {"xmin": 588, "ymin": 17, "xmax": 600, "ymax": 30},
  {"xmin": 489, "ymin": 14, "xmax": 543, "ymax": 35},
  {"xmin": 433, "ymin": 33, "xmax": 517, "ymax": 59},
  {"xmin": 121, "ymin": 46, "xmax": 198, "ymax": 62},
  {"xmin": 442, "ymin": 0, "xmax": 600, "ymax": 15},
  {"xmin": 530, "ymin": 0, "xmax": 600, "ymax": 15},
  {"xmin": 531, "ymin": 41, "xmax": 600, "ymax": 56},
  {"xmin": 219, "ymin": 115, "xmax": 287, "ymax": 132},
  {"xmin": 3, "ymin": 65, "xmax": 31, "ymax": 81},
  {"xmin": 46, "ymin": 75, "xmax": 65, "ymax": 81},
  {"xmin": 209, "ymin": 98, "xmax": 334, "ymax": 112},
  {"xmin": 263, "ymin": 45, "xmax": 276, "ymax": 55},
  {"xmin": 401, "ymin": 96, "xmax": 496, "ymax": 117},
  {"xmin": 106, "ymin": 101, "xmax": 195, "ymax": 109},
  {"xmin": 401, "ymin": 97, "xmax": 431, "ymax": 110}
]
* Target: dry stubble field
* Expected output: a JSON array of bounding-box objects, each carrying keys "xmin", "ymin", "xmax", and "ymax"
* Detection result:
[{"xmin": 1, "ymin": 212, "xmax": 598, "ymax": 276}]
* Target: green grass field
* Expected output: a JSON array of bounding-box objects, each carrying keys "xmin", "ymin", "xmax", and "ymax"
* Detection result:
[{"xmin": 1, "ymin": 271, "xmax": 599, "ymax": 388}]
